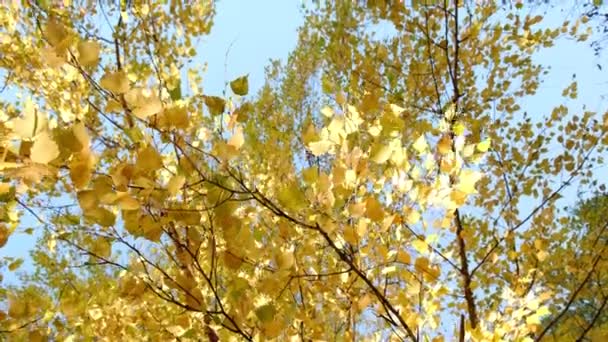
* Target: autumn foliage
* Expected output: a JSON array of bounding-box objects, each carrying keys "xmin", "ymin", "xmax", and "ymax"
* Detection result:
[{"xmin": 0, "ymin": 1, "xmax": 607, "ymax": 341}]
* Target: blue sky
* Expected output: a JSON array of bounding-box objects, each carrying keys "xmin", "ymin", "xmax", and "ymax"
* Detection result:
[{"xmin": 202, "ymin": 0, "xmax": 304, "ymax": 94}]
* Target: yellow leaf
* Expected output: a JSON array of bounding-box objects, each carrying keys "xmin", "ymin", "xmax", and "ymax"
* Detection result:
[
  {"xmin": 160, "ymin": 104, "xmax": 189, "ymax": 129},
  {"xmin": 321, "ymin": 106, "xmax": 334, "ymax": 118},
  {"xmin": 8, "ymin": 298, "xmax": 27, "ymax": 318},
  {"xmin": 415, "ymin": 257, "xmax": 440, "ymax": 280},
  {"xmin": 302, "ymin": 167, "xmax": 318, "ymax": 184},
  {"xmin": 413, "ymin": 135, "xmax": 428, "ymax": 154},
  {"xmin": 415, "ymin": 257, "xmax": 430, "ymax": 273},
  {"xmin": 77, "ymin": 40, "xmax": 100, "ymax": 67},
  {"xmin": 72, "ymin": 122, "xmax": 90, "ymax": 152},
  {"xmin": 92, "ymin": 238, "xmax": 111, "ymax": 258},
  {"xmin": 88, "ymin": 308, "xmax": 103, "ymax": 321},
  {"xmin": 457, "ymin": 170, "xmax": 483, "ymax": 194},
  {"xmin": 390, "ymin": 104, "xmax": 405, "ymax": 115},
  {"xmin": 261, "ymin": 320, "xmax": 283, "ymax": 339},
  {"xmin": 308, "ymin": 140, "xmax": 333, "ymax": 156},
  {"xmin": 125, "ymin": 88, "xmax": 163, "ymax": 119},
  {"xmin": 453, "ymin": 122, "xmax": 466, "ymax": 136},
  {"xmin": 397, "ymin": 250, "xmax": 411, "ymax": 264},
  {"xmin": 463, "ymin": 144, "xmax": 475, "ymax": 158},
  {"xmin": 142, "ymin": 216, "xmax": 162, "ymax": 241},
  {"xmin": 349, "ymin": 202, "xmax": 366, "ymax": 217},
  {"xmin": 365, "ymin": 196, "xmax": 384, "ymax": 222},
  {"xmin": 41, "ymin": 47, "xmax": 65, "ymax": 67},
  {"xmin": 0, "ymin": 182, "xmax": 10, "ymax": 195},
  {"xmin": 437, "ymin": 134, "xmax": 452, "ymax": 155},
  {"xmin": 476, "ymin": 138, "xmax": 491, "ymax": 152},
  {"xmin": 230, "ymin": 75, "xmax": 249, "ymax": 95},
  {"xmin": 406, "ymin": 210, "xmax": 421, "ymax": 225},
  {"xmin": 412, "ymin": 239, "xmax": 429, "ymax": 254},
  {"xmin": 277, "ymin": 185, "xmax": 306, "ymax": 211},
  {"xmin": 105, "ymin": 99, "xmax": 122, "ymax": 113},
  {"xmin": 166, "ymin": 325, "xmax": 187, "ymax": 337},
  {"xmin": 12, "ymin": 101, "xmax": 47, "ymax": 139},
  {"xmin": 100, "ymin": 71, "xmax": 130, "ymax": 94},
  {"xmin": 223, "ymin": 251, "xmax": 243, "ymax": 269},
  {"xmin": 70, "ymin": 152, "xmax": 95, "ymax": 189},
  {"xmin": 275, "ymin": 249, "xmax": 294, "ymax": 270},
  {"xmin": 116, "ymin": 192, "xmax": 140, "ymax": 210},
  {"xmin": 526, "ymin": 313, "xmax": 541, "ymax": 326},
  {"xmin": 168, "ymin": 174, "xmax": 185, "ymax": 196},
  {"xmin": 370, "ymin": 143, "xmax": 392, "ymax": 164},
  {"xmin": 88, "ymin": 207, "xmax": 116, "ymax": 227},
  {"xmin": 302, "ymin": 123, "xmax": 318, "ymax": 145},
  {"xmin": 444, "ymin": 103, "xmax": 456, "ymax": 121},
  {"xmin": 357, "ymin": 294, "xmax": 372, "ymax": 310},
  {"xmin": 30, "ymin": 130, "xmax": 59, "ymax": 164},
  {"xmin": 45, "ymin": 18, "xmax": 68, "ymax": 47},
  {"xmin": 381, "ymin": 265, "xmax": 397, "ymax": 275},
  {"xmin": 134, "ymin": 96, "xmax": 162, "ymax": 119},
  {"xmin": 228, "ymin": 126, "xmax": 244, "ymax": 149},
  {"xmin": 536, "ymin": 250, "xmax": 548, "ymax": 262},
  {"xmin": 136, "ymin": 145, "xmax": 163, "ymax": 171}
]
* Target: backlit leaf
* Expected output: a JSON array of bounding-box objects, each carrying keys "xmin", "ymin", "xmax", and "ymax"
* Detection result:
[{"xmin": 30, "ymin": 130, "xmax": 59, "ymax": 164}]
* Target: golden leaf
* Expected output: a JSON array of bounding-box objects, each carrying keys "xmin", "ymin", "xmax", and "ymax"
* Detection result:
[
  {"xmin": 437, "ymin": 134, "xmax": 452, "ymax": 155},
  {"xmin": 321, "ymin": 106, "xmax": 334, "ymax": 118},
  {"xmin": 365, "ymin": 196, "xmax": 384, "ymax": 222},
  {"xmin": 11, "ymin": 102, "xmax": 47, "ymax": 140},
  {"xmin": 126, "ymin": 88, "xmax": 163, "ymax": 119},
  {"xmin": 45, "ymin": 18, "xmax": 68, "ymax": 47},
  {"xmin": 476, "ymin": 138, "xmax": 491, "ymax": 152},
  {"xmin": 168, "ymin": 174, "xmax": 185, "ymax": 196},
  {"xmin": 228, "ymin": 126, "xmax": 244, "ymax": 149},
  {"xmin": 116, "ymin": 192, "xmax": 140, "ymax": 210},
  {"xmin": 100, "ymin": 71, "xmax": 130, "ymax": 94},
  {"xmin": 30, "ymin": 130, "xmax": 59, "ymax": 164},
  {"xmin": 77, "ymin": 40, "xmax": 100, "ymax": 67},
  {"xmin": 457, "ymin": 170, "xmax": 483, "ymax": 194},
  {"xmin": 308, "ymin": 140, "xmax": 333, "ymax": 156},
  {"xmin": 413, "ymin": 135, "xmax": 428, "ymax": 154},
  {"xmin": 136, "ymin": 145, "xmax": 163, "ymax": 171},
  {"xmin": 88, "ymin": 307, "xmax": 103, "ymax": 321},
  {"xmin": 370, "ymin": 142, "xmax": 392, "ymax": 164},
  {"xmin": 275, "ymin": 249, "xmax": 294, "ymax": 270}
]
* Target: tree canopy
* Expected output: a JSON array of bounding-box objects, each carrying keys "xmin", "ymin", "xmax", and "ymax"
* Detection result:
[{"xmin": 0, "ymin": 1, "xmax": 607, "ymax": 341}]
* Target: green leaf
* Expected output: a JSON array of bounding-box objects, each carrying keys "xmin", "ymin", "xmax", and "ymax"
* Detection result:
[{"xmin": 230, "ymin": 75, "xmax": 249, "ymax": 96}]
